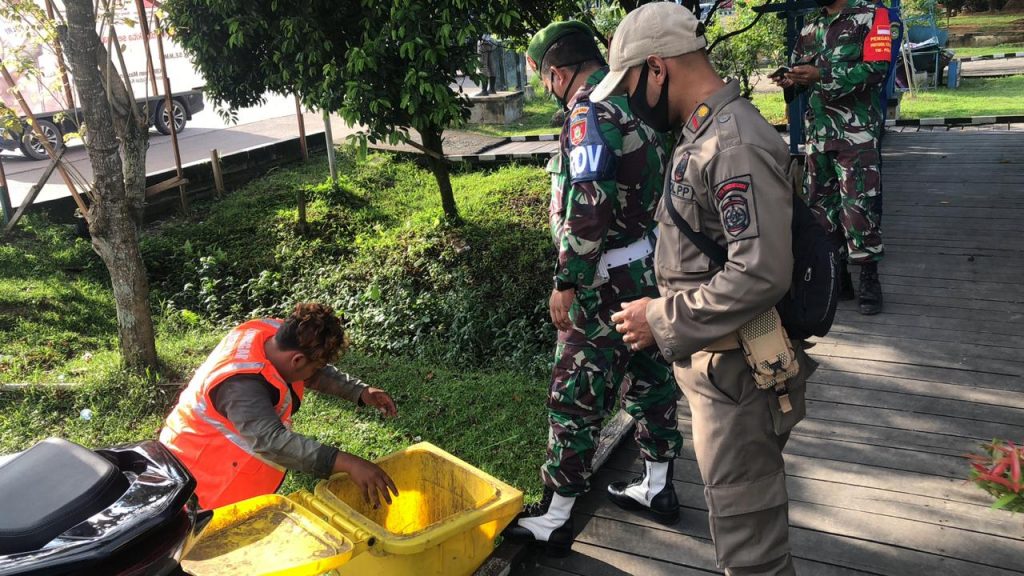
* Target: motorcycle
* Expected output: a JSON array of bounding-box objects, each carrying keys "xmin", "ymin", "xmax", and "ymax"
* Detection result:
[{"xmin": 0, "ymin": 437, "xmax": 211, "ymax": 576}]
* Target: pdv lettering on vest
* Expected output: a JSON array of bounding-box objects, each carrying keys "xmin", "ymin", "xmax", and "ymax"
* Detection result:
[{"xmin": 568, "ymin": 105, "xmax": 615, "ymax": 184}]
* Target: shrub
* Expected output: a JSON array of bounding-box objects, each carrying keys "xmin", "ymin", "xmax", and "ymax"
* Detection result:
[
  {"xmin": 142, "ymin": 152, "xmax": 556, "ymax": 372},
  {"xmin": 967, "ymin": 439, "xmax": 1024, "ymax": 513}
]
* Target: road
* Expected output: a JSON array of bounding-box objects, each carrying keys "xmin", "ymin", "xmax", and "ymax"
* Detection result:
[{"xmin": 0, "ymin": 93, "xmax": 358, "ymax": 209}]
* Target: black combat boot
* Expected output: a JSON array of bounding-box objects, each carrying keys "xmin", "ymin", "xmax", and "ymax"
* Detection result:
[
  {"xmin": 487, "ymin": 75, "xmax": 497, "ymax": 94},
  {"xmin": 839, "ymin": 262, "xmax": 855, "ymax": 301},
  {"xmin": 858, "ymin": 262, "xmax": 883, "ymax": 315},
  {"xmin": 606, "ymin": 460, "xmax": 680, "ymax": 525},
  {"xmin": 501, "ymin": 487, "xmax": 575, "ymax": 557}
]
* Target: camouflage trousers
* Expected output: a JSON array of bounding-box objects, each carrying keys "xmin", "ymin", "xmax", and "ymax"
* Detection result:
[
  {"xmin": 806, "ymin": 143, "xmax": 884, "ymax": 264},
  {"xmin": 542, "ymin": 261, "xmax": 683, "ymax": 498}
]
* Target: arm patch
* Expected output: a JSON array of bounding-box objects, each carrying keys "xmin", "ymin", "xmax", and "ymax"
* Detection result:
[
  {"xmin": 567, "ymin": 104, "xmax": 616, "ymax": 184},
  {"xmin": 714, "ymin": 175, "xmax": 760, "ymax": 242},
  {"xmin": 862, "ymin": 7, "xmax": 893, "ymax": 62}
]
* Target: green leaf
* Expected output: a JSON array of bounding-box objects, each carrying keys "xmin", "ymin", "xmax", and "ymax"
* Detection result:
[{"xmin": 992, "ymin": 493, "xmax": 1019, "ymax": 510}]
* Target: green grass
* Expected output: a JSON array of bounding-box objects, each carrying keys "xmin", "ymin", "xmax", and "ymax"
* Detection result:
[
  {"xmin": 951, "ymin": 43, "xmax": 1024, "ymax": 57},
  {"xmin": 465, "ymin": 96, "xmax": 561, "ymax": 138},
  {"xmin": 750, "ymin": 92, "xmax": 789, "ymax": 125},
  {"xmin": 899, "ymin": 75, "xmax": 1024, "ymax": 118},
  {"xmin": 282, "ymin": 351, "xmax": 547, "ymax": 495},
  {"xmin": 0, "ymin": 151, "xmax": 554, "ymax": 501},
  {"xmin": 750, "ymin": 75, "xmax": 1024, "ymax": 123},
  {"xmin": 943, "ymin": 12, "xmax": 1024, "ymax": 30}
]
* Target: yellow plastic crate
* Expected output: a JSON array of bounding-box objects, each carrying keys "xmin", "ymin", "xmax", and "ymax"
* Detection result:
[
  {"xmin": 305, "ymin": 442, "xmax": 523, "ymax": 576},
  {"xmin": 181, "ymin": 494, "xmax": 353, "ymax": 576},
  {"xmin": 182, "ymin": 443, "xmax": 522, "ymax": 576}
]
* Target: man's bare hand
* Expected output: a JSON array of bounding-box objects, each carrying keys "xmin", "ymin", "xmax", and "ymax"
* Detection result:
[
  {"xmin": 360, "ymin": 387, "xmax": 397, "ymax": 417},
  {"xmin": 611, "ymin": 298, "xmax": 655, "ymax": 351},
  {"xmin": 549, "ymin": 288, "xmax": 575, "ymax": 332},
  {"xmin": 772, "ymin": 74, "xmax": 795, "ymax": 88},
  {"xmin": 333, "ymin": 452, "xmax": 399, "ymax": 508},
  {"xmin": 785, "ymin": 64, "xmax": 821, "ymax": 86}
]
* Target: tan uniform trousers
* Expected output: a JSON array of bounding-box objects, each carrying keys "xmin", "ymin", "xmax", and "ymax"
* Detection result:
[{"xmin": 675, "ymin": 343, "xmax": 815, "ymax": 576}]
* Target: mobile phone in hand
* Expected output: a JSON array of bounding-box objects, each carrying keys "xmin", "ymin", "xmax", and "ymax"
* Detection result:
[{"xmin": 769, "ymin": 65, "xmax": 792, "ymax": 80}]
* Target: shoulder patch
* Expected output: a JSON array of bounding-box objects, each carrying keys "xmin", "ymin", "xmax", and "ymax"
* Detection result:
[
  {"xmin": 567, "ymin": 105, "xmax": 615, "ymax": 184},
  {"xmin": 714, "ymin": 175, "xmax": 759, "ymax": 242},
  {"xmin": 569, "ymin": 119, "xmax": 587, "ymax": 145},
  {"xmin": 570, "ymin": 105, "xmax": 590, "ymax": 119}
]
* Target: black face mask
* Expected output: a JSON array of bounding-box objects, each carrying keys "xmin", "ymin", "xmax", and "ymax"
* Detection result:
[
  {"xmin": 813, "ymin": 0, "xmax": 833, "ymax": 7},
  {"xmin": 550, "ymin": 63, "xmax": 584, "ymax": 110},
  {"xmin": 629, "ymin": 62, "xmax": 672, "ymax": 133}
]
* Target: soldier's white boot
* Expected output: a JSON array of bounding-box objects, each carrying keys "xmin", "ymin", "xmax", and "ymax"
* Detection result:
[
  {"xmin": 501, "ymin": 488, "xmax": 575, "ymax": 557},
  {"xmin": 607, "ymin": 459, "xmax": 680, "ymax": 524}
]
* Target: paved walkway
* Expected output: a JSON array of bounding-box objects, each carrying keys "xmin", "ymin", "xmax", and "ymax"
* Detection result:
[
  {"xmin": 960, "ymin": 56, "xmax": 1024, "ymax": 76},
  {"xmin": 512, "ymin": 128, "xmax": 1024, "ymax": 576}
]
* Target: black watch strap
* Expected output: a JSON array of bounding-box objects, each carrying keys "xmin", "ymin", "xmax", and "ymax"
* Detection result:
[{"xmin": 554, "ymin": 277, "xmax": 577, "ymax": 291}]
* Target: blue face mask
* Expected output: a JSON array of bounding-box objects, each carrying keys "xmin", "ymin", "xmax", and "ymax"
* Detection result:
[{"xmin": 628, "ymin": 62, "xmax": 673, "ymax": 133}]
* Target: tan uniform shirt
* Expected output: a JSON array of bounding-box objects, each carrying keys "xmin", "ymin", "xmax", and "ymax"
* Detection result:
[{"xmin": 646, "ymin": 79, "xmax": 795, "ymax": 364}]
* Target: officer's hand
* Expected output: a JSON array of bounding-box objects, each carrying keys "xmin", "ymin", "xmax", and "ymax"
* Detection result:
[
  {"xmin": 333, "ymin": 452, "xmax": 399, "ymax": 508},
  {"xmin": 360, "ymin": 387, "xmax": 398, "ymax": 417},
  {"xmin": 772, "ymin": 75, "xmax": 795, "ymax": 88},
  {"xmin": 611, "ymin": 298, "xmax": 656, "ymax": 351},
  {"xmin": 786, "ymin": 65, "xmax": 820, "ymax": 86},
  {"xmin": 549, "ymin": 288, "xmax": 575, "ymax": 332}
]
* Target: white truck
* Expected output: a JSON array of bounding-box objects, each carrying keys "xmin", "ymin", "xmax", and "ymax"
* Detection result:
[{"xmin": 0, "ymin": 0, "xmax": 205, "ymax": 160}]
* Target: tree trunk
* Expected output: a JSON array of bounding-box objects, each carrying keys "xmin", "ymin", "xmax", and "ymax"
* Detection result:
[
  {"xmin": 421, "ymin": 127, "xmax": 461, "ymax": 224},
  {"xmin": 62, "ymin": 0, "xmax": 158, "ymax": 372}
]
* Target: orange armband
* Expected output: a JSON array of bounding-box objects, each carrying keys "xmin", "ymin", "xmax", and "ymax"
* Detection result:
[{"xmin": 863, "ymin": 7, "xmax": 893, "ymax": 62}]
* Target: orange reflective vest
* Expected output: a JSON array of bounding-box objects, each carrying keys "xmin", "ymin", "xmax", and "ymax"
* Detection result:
[{"xmin": 159, "ymin": 318, "xmax": 304, "ymax": 509}]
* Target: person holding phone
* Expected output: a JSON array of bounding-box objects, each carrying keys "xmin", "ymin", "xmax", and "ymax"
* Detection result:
[{"xmin": 773, "ymin": 0, "xmax": 891, "ymax": 315}]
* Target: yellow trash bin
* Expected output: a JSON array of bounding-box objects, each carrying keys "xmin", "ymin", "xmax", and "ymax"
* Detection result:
[
  {"xmin": 181, "ymin": 494, "xmax": 354, "ymax": 576},
  {"xmin": 309, "ymin": 442, "xmax": 523, "ymax": 576},
  {"xmin": 182, "ymin": 442, "xmax": 522, "ymax": 576}
]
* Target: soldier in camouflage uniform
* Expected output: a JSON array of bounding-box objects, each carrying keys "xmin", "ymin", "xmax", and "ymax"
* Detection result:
[
  {"xmin": 778, "ymin": 0, "xmax": 890, "ymax": 314},
  {"xmin": 502, "ymin": 21, "xmax": 683, "ymax": 557}
]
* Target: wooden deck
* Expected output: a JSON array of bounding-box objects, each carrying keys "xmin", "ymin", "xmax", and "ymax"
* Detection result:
[{"xmin": 513, "ymin": 130, "xmax": 1024, "ymax": 576}]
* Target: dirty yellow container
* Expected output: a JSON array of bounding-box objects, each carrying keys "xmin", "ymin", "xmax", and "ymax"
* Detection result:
[
  {"xmin": 183, "ymin": 443, "xmax": 521, "ymax": 576},
  {"xmin": 305, "ymin": 442, "xmax": 523, "ymax": 576},
  {"xmin": 181, "ymin": 494, "xmax": 353, "ymax": 576}
]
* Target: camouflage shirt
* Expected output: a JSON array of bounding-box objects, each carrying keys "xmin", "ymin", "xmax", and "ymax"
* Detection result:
[
  {"xmin": 549, "ymin": 68, "xmax": 671, "ymax": 289},
  {"xmin": 794, "ymin": 0, "xmax": 888, "ymax": 151}
]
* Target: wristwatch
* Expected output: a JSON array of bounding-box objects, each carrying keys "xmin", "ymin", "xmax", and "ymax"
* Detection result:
[{"xmin": 553, "ymin": 277, "xmax": 577, "ymax": 292}]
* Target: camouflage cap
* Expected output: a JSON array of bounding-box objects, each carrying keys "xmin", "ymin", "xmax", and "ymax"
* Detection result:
[{"xmin": 526, "ymin": 20, "xmax": 596, "ymax": 73}]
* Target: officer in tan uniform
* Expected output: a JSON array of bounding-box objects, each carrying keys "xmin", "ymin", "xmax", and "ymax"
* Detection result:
[{"xmin": 593, "ymin": 4, "xmax": 817, "ymax": 575}]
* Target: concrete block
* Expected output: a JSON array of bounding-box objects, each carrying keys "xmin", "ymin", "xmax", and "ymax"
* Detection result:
[{"xmin": 467, "ymin": 91, "xmax": 525, "ymax": 125}]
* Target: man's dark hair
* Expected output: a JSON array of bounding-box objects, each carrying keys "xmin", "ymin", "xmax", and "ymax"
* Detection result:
[
  {"xmin": 541, "ymin": 31, "xmax": 606, "ymax": 72},
  {"xmin": 275, "ymin": 302, "xmax": 346, "ymax": 364}
]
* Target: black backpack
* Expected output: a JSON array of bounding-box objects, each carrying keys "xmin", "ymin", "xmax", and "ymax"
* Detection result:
[{"xmin": 663, "ymin": 180, "xmax": 839, "ymax": 340}]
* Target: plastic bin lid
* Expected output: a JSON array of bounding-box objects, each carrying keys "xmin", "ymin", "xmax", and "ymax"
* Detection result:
[{"xmin": 182, "ymin": 494, "xmax": 353, "ymax": 576}]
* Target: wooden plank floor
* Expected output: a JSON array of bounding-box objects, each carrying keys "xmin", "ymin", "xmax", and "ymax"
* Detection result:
[{"xmin": 514, "ymin": 130, "xmax": 1024, "ymax": 575}]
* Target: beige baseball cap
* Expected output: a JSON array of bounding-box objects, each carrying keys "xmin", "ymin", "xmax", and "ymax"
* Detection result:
[{"xmin": 590, "ymin": 2, "xmax": 707, "ymax": 103}]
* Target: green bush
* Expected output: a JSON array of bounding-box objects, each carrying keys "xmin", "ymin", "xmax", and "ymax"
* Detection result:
[
  {"xmin": 142, "ymin": 152, "xmax": 555, "ymax": 372},
  {"xmin": 707, "ymin": 0, "xmax": 786, "ymax": 99}
]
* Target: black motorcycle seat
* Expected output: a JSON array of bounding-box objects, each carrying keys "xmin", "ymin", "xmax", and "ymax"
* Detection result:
[{"xmin": 0, "ymin": 438, "xmax": 129, "ymax": 555}]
